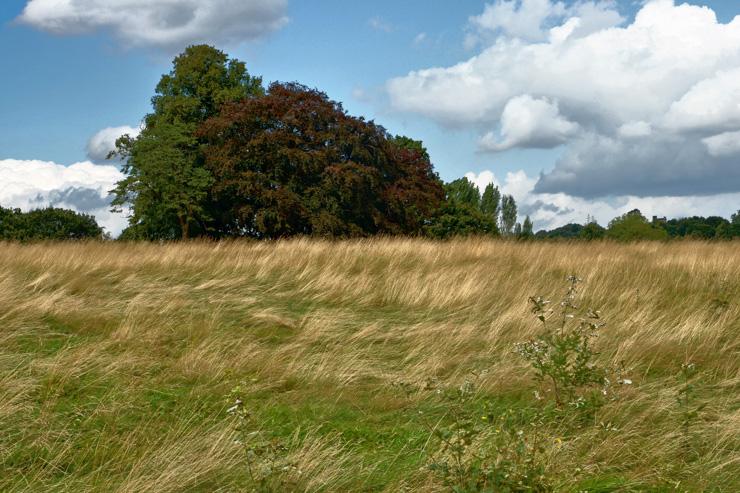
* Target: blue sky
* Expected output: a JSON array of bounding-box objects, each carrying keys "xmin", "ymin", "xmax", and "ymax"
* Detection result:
[
  {"xmin": 0, "ymin": 0, "xmax": 550, "ymax": 176},
  {"xmin": 1, "ymin": 0, "xmax": 739, "ymax": 234}
]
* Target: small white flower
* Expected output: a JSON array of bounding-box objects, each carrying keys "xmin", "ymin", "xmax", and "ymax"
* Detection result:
[{"xmin": 619, "ymin": 379, "xmax": 633, "ymax": 385}]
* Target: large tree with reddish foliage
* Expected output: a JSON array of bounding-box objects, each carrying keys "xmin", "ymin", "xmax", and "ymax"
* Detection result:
[{"xmin": 199, "ymin": 82, "xmax": 444, "ymax": 238}]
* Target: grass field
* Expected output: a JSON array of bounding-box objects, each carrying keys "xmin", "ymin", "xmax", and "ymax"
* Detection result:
[{"xmin": 0, "ymin": 239, "xmax": 738, "ymax": 492}]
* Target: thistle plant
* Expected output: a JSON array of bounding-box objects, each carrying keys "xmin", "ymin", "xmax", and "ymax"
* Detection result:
[{"xmin": 515, "ymin": 276, "xmax": 616, "ymax": 422}]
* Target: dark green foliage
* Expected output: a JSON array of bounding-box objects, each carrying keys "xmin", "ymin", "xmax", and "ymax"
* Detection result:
[
  {"xmin": 0, "ymin": 207, "xmax": 21, "ymax": 239},
  {"xmin": 500, "ymin": 195, "xmax": 518, "ymax": 236},
  {"xmin": 480, "ymin": 184, "xmax": 501, "ymax": 218},
  {"xmin": 520, "ymin": 216, "xmax": 534, "ymax": 238},
  {"xmin": 579, "ymin": 221, "xmax": 606, "ymax": 240},
  {"xmin": 729, "ymin": 210, "xmax": 740, "ymax": 237},
  {"xmin": 445, "ymin": 178, "xmax": 481, "ymax": 209},
  {"xmin": 0, "ymin": 207, "xmax": 103, "ymax": 241},
  {"xmin": 148, "ymin": 44, "xmax": 264, "ymax": 126},
  {"xmin": 607, "ymin": 209, "xmax": 668, "ymax": 241},
  {"xmin": 714, "ymin": 222, "xmax": 733, "ymax": 239},
  {"xmin": 535, "ymin": 223, "xmax": 584, "ymax": 239},
  {"xmin": 424, "ymin": 201, "xmax": 498, "ymax": 239},
  {"xmin": 111, "ymin": 122, "xmax": 213, "ymax": 240},
  {"xmin": 114, "ymin": 46, "xmax": 445, "ymax": 240},
  {"xmin": 112, "ymin": 45, "xmax": 264, "ymax": 239},
  {"xmin": 425, "ymin": 178, "xmax": 501, "ymax": 238},
  {"xmin": 662, "ymin": 216, "xmax": 734, "ymax": 239}
]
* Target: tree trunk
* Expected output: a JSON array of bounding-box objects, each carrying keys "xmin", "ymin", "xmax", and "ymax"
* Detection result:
[{"xmin": 178, "ymin": 214, "xmax": 189, "ymax": 240}]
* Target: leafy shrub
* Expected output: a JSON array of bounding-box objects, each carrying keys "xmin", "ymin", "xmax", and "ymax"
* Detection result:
[{"xmin": 515, "ymin": 276, "xmax": 627, "ymax": 423}]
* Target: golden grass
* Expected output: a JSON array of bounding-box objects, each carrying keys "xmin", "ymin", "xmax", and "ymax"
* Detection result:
[{"xmin": 0, "ymin": 239, "xmax": 738, "ymax": 491}]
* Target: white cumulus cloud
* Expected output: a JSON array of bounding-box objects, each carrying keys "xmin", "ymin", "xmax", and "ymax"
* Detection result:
[
  {"xmin": 465, "ymin": 0, "xmax": 623, "ymax": 46},
  {"xmin": 703, "ymin": 130, "xmax": 740, "ymax": 157},
  {"xmin": 86, "ymin": 125, "xmax": 141, "ymax": 163},
  {"xmin": 479, "ymin": 95, "xmax": 579, "ymax": 151},
  {"xmin": 0, "ymin": 159, "xmax": 127, "ymax": 236},
  {"xmin": 387, "ymin": 0, "xmax": 740, "ymax": 198},
  {"xmin": 663, "ymin": 68, "xmax": 740, "ymax": 133},
  {"xmin": 18, "ymin": 0, "xmax": 288, "ymax": 49}
]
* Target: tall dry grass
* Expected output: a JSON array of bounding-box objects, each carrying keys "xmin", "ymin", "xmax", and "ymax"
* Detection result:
[{"xmin": 0, "ymin": 239, "xmax": 738, "ymax": 491}]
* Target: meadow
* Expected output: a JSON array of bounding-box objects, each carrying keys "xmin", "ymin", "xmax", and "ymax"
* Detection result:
[{"xmin": 0, "ymin": 239, "xmax": 738, "ymax": 492}]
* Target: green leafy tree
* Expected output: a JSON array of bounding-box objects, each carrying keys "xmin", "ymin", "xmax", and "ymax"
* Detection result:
[
  {"xmin": 663, "ymin": 216, "xmax": 730, "ymax": 239},
  {"xmin": 729, "ymin": 210, "xmax": 740, "ymax": 237},
  {"xmin": 112, "ymin": 45, "xmax": 263, "ymax": 239},
  {"xmin": 480, "ymin": 183, "xmax": 501, "ymax": 221},
  {"xmin": 521, "ymin": 215, "xmax": 534, "ymax": 238},
  {"xmin": 0, "ymin": 206, "xmax": 103, "ymax": 241},
  {"xmin": 112, "ymin": 122, "xmax": 213, "ymax": 239},
  {"xmin": 445, "ymin": 178, "xmax": 480, "ymax": 209},
  {"xmin": 0, "ymin": 207, "xmax": 22, "ymax": 239},
  {"xmin": 424, "ymin": 201, "xmax": 498, "ymax": 239},
  {"xmin": 607, "ymin": 209, "xmax": 668, "ymax": 241},
  {"xmin": 148, "ymin": 45, "xmax": 263, "ymax": 126},
  {"xmin": 500, "ymin": 194, "xmax": 518, "ymax": 236},
  {"xmin": 580, "ymin": 221, "xmax": 606, "ymax": 240},
  {"xmin": 715, "ymin": 222, "xmax": 732, "ymax": 240}
]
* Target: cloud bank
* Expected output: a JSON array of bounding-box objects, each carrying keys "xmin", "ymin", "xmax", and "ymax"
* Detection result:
[
  {"xmin": 388, "ymin": 0, "xmax": 740, "ymax": 199},
  {"xmin": 18, "ymin": 0, "xmax": 288, "ymax": 49},
  {"xmin": 0, "ymin": 159, "xmax": 126, "ymax": 236}
]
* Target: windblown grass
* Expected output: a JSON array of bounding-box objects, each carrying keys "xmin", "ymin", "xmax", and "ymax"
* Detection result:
[{"xmin": 0, "ymin": 239, "xmax": 738, "ymax": 491}]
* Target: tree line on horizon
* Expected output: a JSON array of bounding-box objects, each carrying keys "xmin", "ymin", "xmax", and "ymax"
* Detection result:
[
  {"xmin": 0, "ymin": 207, "xmax": 104, "ymax": 241},
  {"xmin": 1, "ymin": 45, "xmax": 739, "ymax": 242}
]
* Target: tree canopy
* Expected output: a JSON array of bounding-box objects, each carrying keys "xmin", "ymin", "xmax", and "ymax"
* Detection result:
[
  {"xmin": 423, "ymin": 177, "xmax": 501, "ymax": 239},
  {"xmin": 480, "ymin": 184, "xmax": 501, "ymax": 218},
  {"xmin": 445, "ymin": 178, "xmax": 480, "ymax": 209},
  {"xmin": 500, "ymin": 195, "xmax": 518, "ymax": 236},
  {"xmin": 0, "ymin": 207, "xmax": 104, "ymax": 241},
  {"xmin": 607, "ymin": 209, "xmax": 668, "ymax": 241},
  {"xmin": 112, "ymin": 45, "xmax": 264, "ymax": 239},
  {"xmin": 580, "ymin": 221, "xmax": 606, "ymax": 240},
  {"xmin": 198, "ymin": 82, "xmax": 444, "ymax": 238}
]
